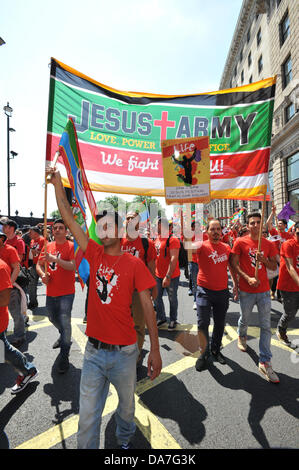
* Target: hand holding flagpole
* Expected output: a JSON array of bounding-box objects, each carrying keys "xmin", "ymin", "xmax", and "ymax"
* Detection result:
[{"xmin": 255, "ymin": 193, "xmax": 267, "ymax": 279}]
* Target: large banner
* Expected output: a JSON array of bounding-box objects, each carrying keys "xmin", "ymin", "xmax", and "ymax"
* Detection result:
[{"xmin": 46, "ymin": 58, "xmax": 275, "ymax": 200}]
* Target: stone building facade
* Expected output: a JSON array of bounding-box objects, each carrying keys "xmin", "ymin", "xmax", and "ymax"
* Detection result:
[{"xmin": 206, "ymin": 0, "xmax": 299, "ymax": 223}]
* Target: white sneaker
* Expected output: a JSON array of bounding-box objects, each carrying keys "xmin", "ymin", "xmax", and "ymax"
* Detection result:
[
  {"xmin": 11, "ymin": 368, "xmax": 39, "ymax": 394},
  {"xmin": 258, "ymin": 362, "xmax": 279, "ymax": 383},
  {"xmin": 193, "ymin": 302, "xmax": 197, "ymax": 310}
]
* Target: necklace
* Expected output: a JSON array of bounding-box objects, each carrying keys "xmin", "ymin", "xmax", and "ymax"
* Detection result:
[{"xmin": 103, "ymin": 252, "xmax": 123, "ymax": 273}]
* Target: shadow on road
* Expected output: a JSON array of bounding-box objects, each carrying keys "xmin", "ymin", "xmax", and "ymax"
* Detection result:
[{"xmin": 208, "ymin": 354, "xmax": 299, "ymax": 449}]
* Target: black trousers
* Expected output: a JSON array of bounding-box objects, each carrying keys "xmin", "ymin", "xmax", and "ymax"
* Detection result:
[{"xmin": 196, "ymin": 286, "xmax": 229, "ymax": 354}]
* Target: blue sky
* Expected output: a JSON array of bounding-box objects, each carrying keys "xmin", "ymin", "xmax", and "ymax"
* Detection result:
[{"xmin": 0, "ymin": 0, "xmax": 242, "ymax": 219}]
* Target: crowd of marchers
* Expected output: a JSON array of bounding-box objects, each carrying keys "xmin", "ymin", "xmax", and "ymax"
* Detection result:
[{"xmin": 0, "ymin": 172, "xmax": 298, "ymax": 449}]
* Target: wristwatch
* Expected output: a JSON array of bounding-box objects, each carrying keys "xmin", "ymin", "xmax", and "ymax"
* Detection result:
[{"xmin": 166, "ymin": 274, "xmax": 171, "ymax": 279}]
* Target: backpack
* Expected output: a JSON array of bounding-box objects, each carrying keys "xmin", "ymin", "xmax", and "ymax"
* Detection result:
[
  {"xmin": 141, "ymin": 237, "xmax": 149, "ymax": 265},
  {"xmin": 165, "ymin": 234, "xmax": 188, "ymax": 269}
]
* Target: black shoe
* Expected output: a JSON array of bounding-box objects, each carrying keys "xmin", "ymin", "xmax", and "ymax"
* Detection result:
[
  {"xmin": 58, "ymin": 356, "xmax": 69, "ymax": 374},
  {"xmin": 195, "ymin": 354, "xmax": 208, "ymax": 372},
  {"xmin": 28, "ymin": 302, "xmax": 38, "ymax": 310},
  {"xmin": 10, "ymin": 337, "xmax": 25, "ymax": 348},
  {"xmin": 211, "ymin": 350, "xmax": 226, "ymax": 365},
  {"xmin": 156, "ymin": 319, "xmax": 167, "ymax": 328},
  {"xmin": 52, "ymin": 339, "xmax": 61, "ymax": 349}
]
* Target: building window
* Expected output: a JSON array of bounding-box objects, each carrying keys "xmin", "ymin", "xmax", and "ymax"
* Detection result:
[
  {"xmin": 280, "ymin": 10, "xmax": 290, "ymax": 46},
  {"xmin": 257, "ymin": 27, "xmax": 262, "ymax": 46},
  {"xmin": 287, "ymin": 153, "xmax": 299, "ymax": 182},
  {"xmin": 234, "ymin": 65, "xmax": 237, "ymax": 77},
  {"xmin": 241, "ymin": 70, "xmax": 244, "ymax": 84},
  {"xmin": 248, "ymin": 51, "xmax": 252, "ymax": 68},
  {"xmin": 258, "ymin": 55, "xmax": 263, "ymax": 74},
  {"xmin": 247, "ymin": 27, "xmax": 251, "ymax": 43},
  {"xmin": 288, "ymin": 188, "xmax": 299, "ymax": 214},
  {"xmin": 282, "ymin": 55, "xmax": 292, "ymax": 88},
  {"xmin": 249, "ymin": 75, "xmax": 253, "ymax": 83},
  {"xmin": 287, "ymin": 153, "xmax": 299, "ymax": 214},
  {"xmin": 285, "ymin": 103, "xmax": 295, "ymax": 123},
  {"xmin": 240, "ymin": 48, "xmax": 243, "ymax": 62}
]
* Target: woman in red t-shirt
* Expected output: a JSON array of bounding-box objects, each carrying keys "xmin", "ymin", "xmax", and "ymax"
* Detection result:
[
  {"xmin": 154, "ymin": 218, "xmax": 180, "ymax": 331},
  {"xmin": 276, "ymin": 224, "xmax": 299, "ymax": 346},
  {"xmin": 0, "ymin": 258, "xmax": 38, "ymax": 394}
]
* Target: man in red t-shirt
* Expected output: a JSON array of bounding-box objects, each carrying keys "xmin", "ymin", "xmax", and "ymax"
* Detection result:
[
  {"xmin": 121, "ymin": 211, "xmax": 157, "ymax": 358},
  {"xmin": 2, "ymin": 219, "xmax": 25, "ymax": 262},
  {"xmin": 47, "ymin": 166, "xmax": 162, "ymax": 450},
  {"xmin": 232, "ymin": 212, "xmax": 279, "ymax": 383},
  {"xmin": 37, "ymin": 219, "xmax": 76, "ymax": 373},
  {"xmin": 194, "ymin": 219, "xmax": 237, "ymax": 371},
  {"xmin": 28, "ymin": 226, "xmax": 45, "ymax": 309},
  {"xmin": 0, "ymin": 258, "xmax": 38, "ymax": 394},
  {"xmin": 276, "ymin": 222, "xmax": 299, "ymax": 346},
  {"xmin": 154, "ymin": 217, "xmax": 180, "ymax": 330},
  {"xmin": 0, "ymin": 231, "xmax": 26, "ymax": 347}
]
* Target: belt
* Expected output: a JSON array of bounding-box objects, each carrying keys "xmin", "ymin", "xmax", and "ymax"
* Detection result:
[{"xmin": 88, "ymin": 337, "xmax": 127, "ymax": 351}]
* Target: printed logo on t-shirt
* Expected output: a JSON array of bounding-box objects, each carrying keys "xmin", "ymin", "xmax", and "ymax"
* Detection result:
[
  {"xmin": 248, "ymin": 248, "xmax": 263, "ymax": 270},
  {"xmin": 155, "ymin": 241, "xmax": 161, "ymax": 257},
  {"xmin": 49, "ymin": 252, "xmax": 61, "ymax": 271},
  {"xmin": 208, "ymin": 250, "xmax": 228, "ymax": 265},
  {"xmin": 95, "ymin": 264, "xmax": 119, "ymax": 304},
  {"xmin": 122, "ymin": 246, "xmax": 140, "ymax": 258}
]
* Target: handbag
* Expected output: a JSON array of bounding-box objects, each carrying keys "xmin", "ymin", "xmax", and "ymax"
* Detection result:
[{"xmin": 16, "ymin": 266, "xmax": 31, "ymax": 289}]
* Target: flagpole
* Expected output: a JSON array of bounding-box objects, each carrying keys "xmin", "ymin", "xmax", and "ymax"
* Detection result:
[
  {"xmin": 255, "ymin": 192, "xmax": 267, "ymax": 279},
  {"xmin": 44, "ymin": 151, "xmax": 60, "ymax": 270}
]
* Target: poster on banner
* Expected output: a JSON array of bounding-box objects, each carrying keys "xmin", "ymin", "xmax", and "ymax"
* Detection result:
[
  {"xmin": 46, "ymin": 58, "xmax": 275, "ymax": 200},
  {"xmin": 161, "ymin": 136, "xmax": 210, "ymax": 204}
]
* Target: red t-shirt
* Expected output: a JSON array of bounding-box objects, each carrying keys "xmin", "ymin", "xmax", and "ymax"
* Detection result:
[
  {"xmin": 155, "ymin": 235, "xmax": 180, "ymax": 278},
  {"xmin": 84, "ymin": 239, "xmax": 156, "ymax": 345},
  {"xmin": 121, "ymin": 236, "xmax": 157, "ymax": 265},
  {"xmin": 0, "ymin": 259, "xmax": 13, "ymax": 333},
  {"xmin": 40, "ymin": 240, "xmax": 75, "ymax": 297},
  {"xmin": 269, "ymin": 228, "xmax": 293, "ymax": 251},
  {"xmin": 6, "ymin": 235, "xmax": 25, "ymax": 261},
  {"xmin": 0, "ymin": 244, "xmax": 19, "ymax": 273},
  {"xmin": 30, "ymin": 236, "xmax": 45, "ymax": 265},
  {"xmin": 277, "ymin": 237, "xmax": 299, "ymax": 292},
  {"xmin": 232, "ymin": 235, "xmax": 278, "ymax": 293},
  {"xmin": 196, "ymin": 240, "xmax": 231, "ymax": 290}
]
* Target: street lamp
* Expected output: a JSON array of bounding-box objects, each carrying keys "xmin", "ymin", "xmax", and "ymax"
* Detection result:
[{"xmin": 3, "ymin": 102, "xmax": 16, "ymax": 217}]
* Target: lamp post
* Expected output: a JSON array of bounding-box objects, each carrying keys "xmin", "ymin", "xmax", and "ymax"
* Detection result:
[{"xmin": 3, "ymin": 102, "xmax": 15, "ymax": 217}]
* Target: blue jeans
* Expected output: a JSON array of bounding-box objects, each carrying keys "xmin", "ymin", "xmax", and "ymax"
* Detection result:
[
  {"xmin": 0, "ymin": 330, "xmax": 34, "ymax": 376},
  {"xmin": 154, "ymin": 276, "xmax": 180, "ymax": 323},
  {"xmin": 196, "ymin": 286, "xmax": 229, "ymax": 354},
  {"xmin": 189, "ymin": 262, "xmax": 199, "ymax": 302},
  {"xmin": 46, "ymin": 294, "xmax": 74, "ymax": 358},
  {"xmin": 77, "ymin": 340, "xmax": 139, "ymax": 449},
  {"xmin": 9, "ymin": 288, "xmax": 25, "ymax": 340},
  {"xmin": 238, "ymin": 290, "xmax": 272, "ymax": 363}
]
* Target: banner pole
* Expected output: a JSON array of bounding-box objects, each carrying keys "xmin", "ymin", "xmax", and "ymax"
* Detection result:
[
  {"xmin": 255, "ymin": 192, "xmax": 267, "ymax": 279},
  {"xmin": 44, "ymin": 151, "xmax": 60, "ymax": 270}
]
